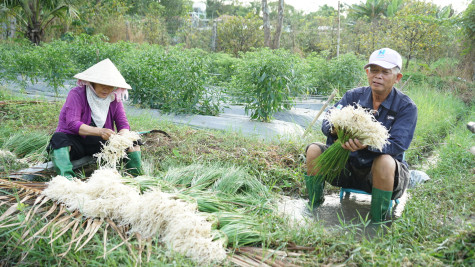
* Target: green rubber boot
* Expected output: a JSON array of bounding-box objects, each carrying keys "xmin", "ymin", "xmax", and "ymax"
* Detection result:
[
  {"xmin": 370, "ymin": 187, "xmax": 393, "ymax": 223},
  {"xmin": 305, "ymin": 174, "xmax": 325, "ymax": 208},
  {"xmin": 52, "ymin": 147, "xmax": 75, "ymax": 180},
  {"xmin": 125, "ymin": 151, "xmax": 143, "ymax": 177}
]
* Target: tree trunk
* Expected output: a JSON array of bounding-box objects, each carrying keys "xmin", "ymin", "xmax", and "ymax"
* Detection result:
[
  {"xmin": 27, "ymin": 22, "xmax": 43, "ymax": 45},
  {"xmin": 125, "ymin": 21, "xmax": 130, "ymax": 41},
  {"xmin": 371, "ymin": 19, "xmax": 376, "ymax": 52},
  {"xmin": 25, "ymin": 0, "xmax": 43, "ymax": 45},
  {"xmin": 1, "ymin": 17, "xmax": 15, "ymax": 39},
  {"xmin": 405, "ymin": 53, "xmax": 411, "ymax": 70},
  {"xmin": 291, "ymin": 25, "xmax": 296, "ymax": 53},
  {"xmin": 262, "ymin": 0, "xmax": 271, "ymax": 47},
  {"xmin": 211, "ymin": 20, "xmax": 217, "ymax": 52},
  {"xmin": 272, "ymin": 0, "xmax": 284, "ymax": 49},
  {"xmin": 9, "ymin": 17, "xmax": 16, "ymax": 38},
  {"xmin": 405, "ymin": 34, "xmax": 417, "ymax": 69},
  {"xmin": 337, "ymin": 1, "xmax": 340, "ymax": 57}
]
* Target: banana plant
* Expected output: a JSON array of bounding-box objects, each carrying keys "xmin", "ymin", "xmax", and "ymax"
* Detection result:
[{"xmin": 2, "ymin": 0, "xmax": 78, "ymax": 45}]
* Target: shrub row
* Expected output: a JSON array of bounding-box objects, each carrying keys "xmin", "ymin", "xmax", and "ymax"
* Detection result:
[
  {"xmin": 1, "ymin": 34, "xmax": 369, "ymax": 119},
  {"xmin": 122, "ymin": 44, "xmax": 217, "ymax": 115}
]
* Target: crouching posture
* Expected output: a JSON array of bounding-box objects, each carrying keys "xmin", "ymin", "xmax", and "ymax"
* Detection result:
[
  {"xmin": 48, "ymin": 59, "xmax": 143, "ymax": 179},
  {"xmin": 305, "ymin": 48, "xmax": 417, "ymax": 223}
]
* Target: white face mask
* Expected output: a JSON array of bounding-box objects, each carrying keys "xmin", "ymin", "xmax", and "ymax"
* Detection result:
[{"xmin": 85, "ymin": 83, "xmax": 114, "ymax": 128}]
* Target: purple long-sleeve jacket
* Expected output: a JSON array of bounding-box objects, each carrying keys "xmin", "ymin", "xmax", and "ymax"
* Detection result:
[{"xmin": 55, "ymin": 85, "xmax": 130, "ymax": 135}]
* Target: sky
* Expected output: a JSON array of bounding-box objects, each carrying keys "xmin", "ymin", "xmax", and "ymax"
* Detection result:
[{"xmin": 236, "ymin": 0, "xmax": 471, "ymax": 14}]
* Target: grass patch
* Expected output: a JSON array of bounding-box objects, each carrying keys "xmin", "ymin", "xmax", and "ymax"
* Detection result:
[
  {"xmin": 0, "ymin": 83, "xmax": 473, "ymax": 265},
  {"xmin": 129, "ymin": 111, "xmax": 321, "ymax": 196},
  {"xmin": 405, "ymin": 85, "xmax": 467, "ymax": 164},
  {"xmin": 0, "ymin": 91, "xmax": 62, "ymax": 136}
]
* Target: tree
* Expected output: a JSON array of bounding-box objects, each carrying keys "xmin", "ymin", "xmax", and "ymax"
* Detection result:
[
  {"xmin": 206, "ymin": 0, "xmax": 223, "ymax": 19},
  {"xmin": 314, "ymin": 4, "xmax": 337, "ymax": 17},
  {"xmin": 272, "ymin": 0, "xmax": 284, "ymax": 49},
  {"xmin": 247, "ymin": 1, "xmax": 261, "ymax": 16},
  {"xmin": 0, "ymin": 10, "xmax": 16, "ymax": 39},
  {"xmin": 217, "ymin": 13, "xmax": 263, "ymax": 56},
  {"xmin": 348, "ymin": 0, "xmax": 389, "ymax": 52},
  {"xmin": 70, "ymin": 0, "xmax": 132, "ymax": 43},
  {"xmin": 159, "ymin": 0, "xmax": 191, "ymax": 18},
  {"xmin": 293, "ymin": 13, "xmax": 337, "ymax": 54},
  {"xmin": 158, "ymin": 0, "xmax": 192, "ymax": 36},
  {"xmin": 2, "ymin": 0, "xmax": 78, "ymax": 45},
  {"xmin": 274, "ymin": 2, "xmax": 302, "ymax": 53},
  {"xmin": 142, "ymin": 2, "xmax": 168, "ymax": 45},
  {"xmin": 206, "ymin": 0, "xmax": 259, "ymax": 18},
  {"xmin": 261, "ymin": 0, "xmax": 285, "ymax": 49},
  {"xmin": 436, "ymin": 4, "xmax": 454, "ymax": 19},
  {"xmin": 385, "ymin": 0, "xmax": 404, "ymax": 17},
  {"xmin": 388, "ymin": 1, "xmax": 447, "ymax": 69},
  {"xmin": 262, "ymin": 0, "xmax": 270, "ymax": 47},
  {"xmin": 348, "ymin": 0, "xmax": 388, "ymax": 22},
  {"xmin": 459, "ymin": 1, "xmax": 475, "ymax": 80},
  {"xmin": 123, "ymin": 0, "xmax": 155, "ymax": 16}
]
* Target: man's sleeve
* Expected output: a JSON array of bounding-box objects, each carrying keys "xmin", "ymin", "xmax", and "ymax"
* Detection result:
[{"xmin": 369, "ymin": 103, "xmax": 418, "ymax": 156}]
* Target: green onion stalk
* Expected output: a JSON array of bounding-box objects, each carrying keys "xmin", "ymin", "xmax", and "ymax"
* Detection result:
[
  {"xmin": 312, "ymin": 128, "xmax": 352, "ymax": 182},
  {"xmin": 311, "ymin": 104, "xmax": 390, "ymax": 183}
]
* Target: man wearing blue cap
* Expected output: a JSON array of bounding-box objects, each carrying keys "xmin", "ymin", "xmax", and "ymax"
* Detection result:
[{"xmin": 305, "ymin": 48, "xmax": 418, "ymax": 223}]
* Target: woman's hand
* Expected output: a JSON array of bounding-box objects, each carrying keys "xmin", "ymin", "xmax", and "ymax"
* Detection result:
[
  {"xmin": 100, "ymin": 128, "xmax": 115, "ymax": 140},
  {"xmin": 341, "ymin": 138, "xmax": 367, "ymax": 152},
  {"xmin": 118, "ymin": 129, "xmax": 129, "ymax": 135},
  {"xmin": 79, "ymin": 124, "xmax": 116, "ymax": 140}
]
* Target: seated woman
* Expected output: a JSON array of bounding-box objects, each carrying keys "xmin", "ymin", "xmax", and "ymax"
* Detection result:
[{"xmin": 48, "ymin": 58, "xmax": 142, "ymax": 179}]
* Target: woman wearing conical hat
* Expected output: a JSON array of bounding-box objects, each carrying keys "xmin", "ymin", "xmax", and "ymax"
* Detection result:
[{"xmin": 48, "ymin": 59, "xmax": 143, "ymax": 178}]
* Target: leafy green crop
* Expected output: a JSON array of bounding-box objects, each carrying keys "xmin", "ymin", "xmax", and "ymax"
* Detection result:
[
  {"xmin": 305, "ymin": 52, "xmax": 366, "ymax": 95},
  {"xmin": 206, "ymin": 52, "xmax": 241, "ymax": 85},
  {"xmin": 40, "ymin": 41, "xmax": 76, "ymax": 96},
  {"xmin": 0, "ymin": 41, "xmax": 40, "ymax": 89},
  {"xmin": 122, "ymin": 44, "xmax": 222, "ymax": 115},
  {"xmin": 230, "ymin": 48, "xmax": 304, "ymax": 122},
  {"xmin": 0, "ymin": 35, "xmax": 223, "ymax": 116}
]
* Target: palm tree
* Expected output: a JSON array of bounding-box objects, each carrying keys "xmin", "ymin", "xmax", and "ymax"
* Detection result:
[
  {"xmin": 386, "ymin": 0, "xmax": 404, "ymax": 17},
  {"xmin": 348, "ymin": 0, "xmax": 389, "ymax": 52},
  {"xmin": 350, "ymin": 0, "xmax": 388, "ymax": 22},
  {"xmin": 2, "ymin": 0, "xmax": 78, "ymax": 45}
]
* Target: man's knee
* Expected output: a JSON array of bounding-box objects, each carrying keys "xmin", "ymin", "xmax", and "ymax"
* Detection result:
[
  {"xmin": 373, "ymin": 154, "xmax": 396, "ymax": 169},
  {"xmin": 372, "ymin": 154, "xmax": 396, "ymax": 184},
  {"xmin": 305, "ymin": 143, "xmax": 325, "ymax": 175},
  {"xmin": 306, "ymin": 143, "xmax": 323, "ymax": 160}
]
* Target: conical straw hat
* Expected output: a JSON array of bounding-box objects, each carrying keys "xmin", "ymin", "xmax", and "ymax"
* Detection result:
[{"xmin": 73, "ymin": 58, "xmax": 132, "ymax": 89}]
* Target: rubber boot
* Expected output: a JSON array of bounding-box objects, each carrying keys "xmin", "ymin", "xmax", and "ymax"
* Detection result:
[
  {"xmin": 52, "ymin": 147, "xmax": 75, "ymax": 180},
  {"xmin": 370, "ymin": 187, "xmax": 393, "ymax": 223},
  {"xmin": 125, "ymin": 151, "xmax": 143, "ymax": 177},
  {"xmin": 305, "ymin": 174, "xmax": 325, "ymax": 208}
]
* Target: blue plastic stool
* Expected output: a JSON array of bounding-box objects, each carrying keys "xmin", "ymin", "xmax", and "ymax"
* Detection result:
[{"xmin": 339, "ymin": 188, "xmax": 399, "ymax": 211}]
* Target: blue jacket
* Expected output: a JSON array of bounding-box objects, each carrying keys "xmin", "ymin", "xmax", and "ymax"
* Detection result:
[{"xmin": 322, "ymin": 86, "xmax": 418, "ymax": 167}]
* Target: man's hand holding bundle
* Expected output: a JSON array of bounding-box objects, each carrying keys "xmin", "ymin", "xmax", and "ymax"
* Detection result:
[{"xmin": 342, "ymin": 138, "xmax": 368, "ymax": 152}]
